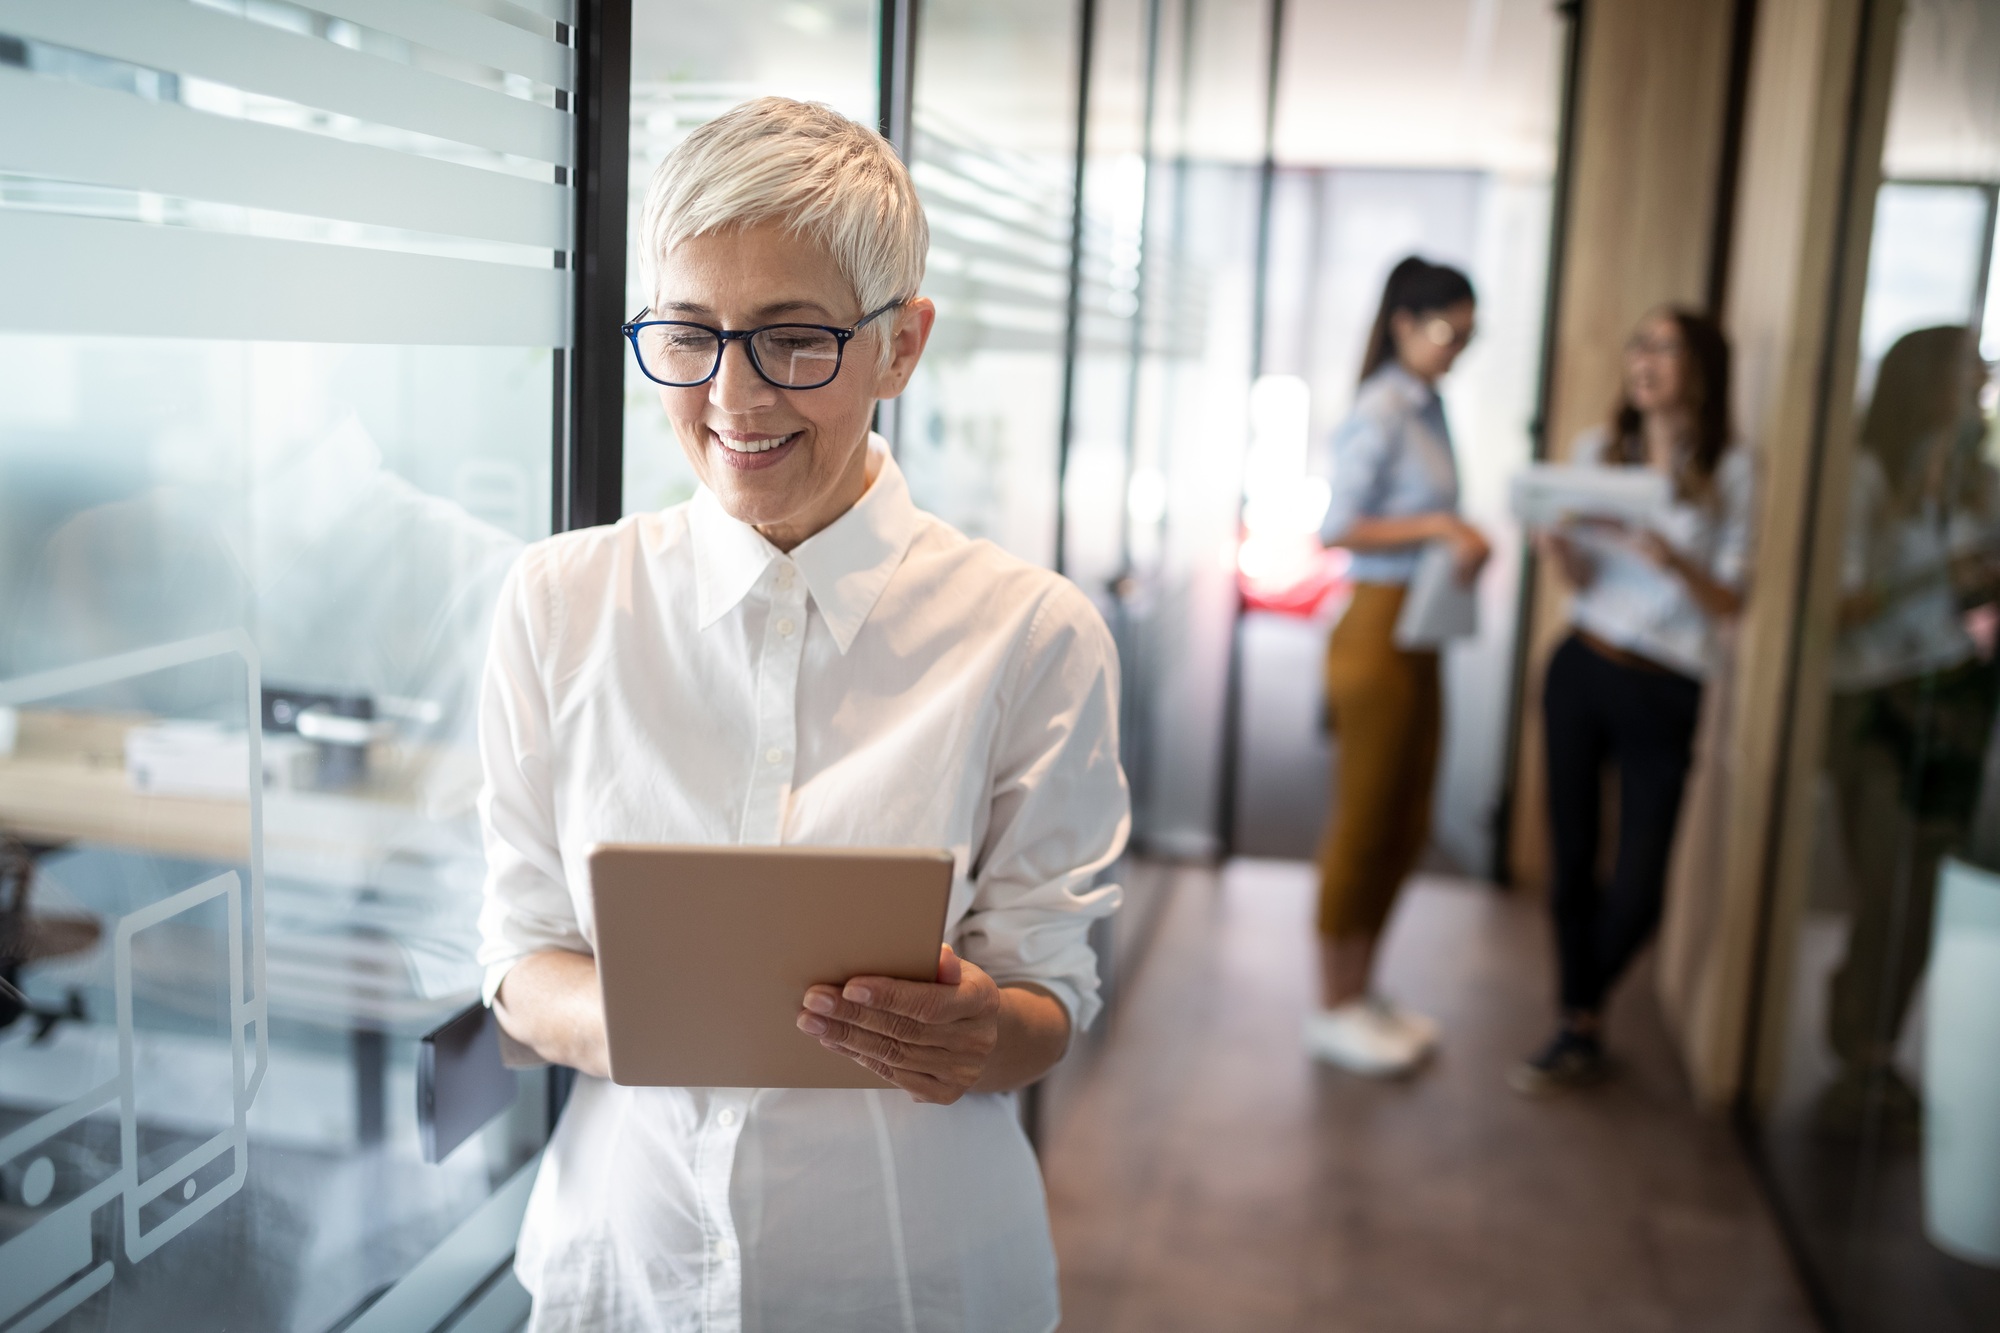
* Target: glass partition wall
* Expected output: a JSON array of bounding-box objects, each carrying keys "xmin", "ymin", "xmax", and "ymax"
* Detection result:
[
  {"xmin": 1748, "ymin": 1, "xmax": 2000, "ymax": 1329},
  {"xmin": 0, "ymin": 5, "xmax": 571, "ymax": 1330}
]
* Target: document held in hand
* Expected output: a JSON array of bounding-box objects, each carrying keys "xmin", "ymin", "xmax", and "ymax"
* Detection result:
[
  {"xmin": 1509, "ymin": 463, "xmax": 1671, "ymax": 529},
  {"xmin": 1393, "ymin": 541, "xmax": 1479, "ymax": 649}
]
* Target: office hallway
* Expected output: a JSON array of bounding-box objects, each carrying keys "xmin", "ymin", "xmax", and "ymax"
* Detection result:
[{"xmin": 1040, "ymin": 861, "xmax": 1819, "ymax": 1333}]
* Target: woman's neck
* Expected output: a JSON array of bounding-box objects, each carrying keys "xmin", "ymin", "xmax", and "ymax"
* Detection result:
[
  {"xmin": 1640, "ymin": 407, "xmax": 1692, "ymax": 471},
  {"xmin": 1393, "ymin": 353, "xmax": 1437, "ymax": 386}
]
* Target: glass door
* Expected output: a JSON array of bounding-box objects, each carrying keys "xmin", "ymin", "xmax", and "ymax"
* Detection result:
[
  {"xmin": 1748, "ymin": 3, "xmax": 2000, "ymax": 1328},
  {"xmin": 0, "ymin": 5, "xmax": 571, "ymax": 1328}
]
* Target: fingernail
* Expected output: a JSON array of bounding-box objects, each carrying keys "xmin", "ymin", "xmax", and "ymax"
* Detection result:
[
  {"xmin": 797, "ymin": 1014, "xmax": 827, "ymax": 1036},
  {"xmin": 803, "ymin": 992, "xmax": 836, "ymax": 1015},
  {"xmin": 844, "ymin": 984, "xmax": 872, "ymax": 1005}
]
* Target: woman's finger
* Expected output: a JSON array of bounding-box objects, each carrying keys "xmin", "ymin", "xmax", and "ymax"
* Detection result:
[
  {"xmin": 818, "ymin": 1027, "xmax": 978, "ymax": 1085},
  {"xmin": 800, "ymin": 993, "xmax": 941, "ymax": 1046},
  {"xmin": 841, "ymin": 1051, "xmax": 961, "ymax": 1104},
  {"xmin": 799, "ymin": 1011, "xmax": 958, "ymax": 1063}
]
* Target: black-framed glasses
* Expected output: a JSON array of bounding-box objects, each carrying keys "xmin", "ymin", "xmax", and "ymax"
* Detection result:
[{"xmin": 621, "ymin": 301, "xmax": 904, "ymax": 390}]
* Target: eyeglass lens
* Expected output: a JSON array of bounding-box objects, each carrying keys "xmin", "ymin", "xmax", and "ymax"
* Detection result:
[{"xmin": 634, "ymin": 324, "xmax": 844, "ymax": 388}]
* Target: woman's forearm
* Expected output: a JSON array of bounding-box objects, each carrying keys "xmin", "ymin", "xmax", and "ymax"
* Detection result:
[
  {"xmin": 1327, "ymin": 511, "xmax": 1457, "ymax": 552},
  {"xmin": 1666, "ymin": 551, "xmax": 1743, "ymax": 618},
  {"xmin": 971, "ymin": 984, "xmax": 1072, "ymax": 1094},
  {"xmin": 494, "ymin": 948, "xmax": 611, "ymax": 1078}
]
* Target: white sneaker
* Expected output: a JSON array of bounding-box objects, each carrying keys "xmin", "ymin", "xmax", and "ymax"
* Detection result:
[
  {"xmin": 1367, "ymin": 995, "xmax": 1439, "ymax": 1055},
  {"xmin": 1303, "ymin": 999, "xmax": 1429, "ymax": 1077}
]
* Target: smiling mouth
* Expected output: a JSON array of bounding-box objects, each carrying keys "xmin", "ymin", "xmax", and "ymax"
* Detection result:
[{"xmin": 712, "ymin": 430, "xmax": 799, "ymax": 455}]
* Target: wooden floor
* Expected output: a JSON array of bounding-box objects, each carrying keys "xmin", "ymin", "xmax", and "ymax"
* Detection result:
[{"xmin": 1039, "ymin": 860, "xmax": 1820, "ymax": 1333}]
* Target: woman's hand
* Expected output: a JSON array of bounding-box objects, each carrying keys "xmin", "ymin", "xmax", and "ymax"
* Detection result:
[
  {"xmin": 1445, "ymin": 516, "xmax": 1491, "ymax": 585},
  {"xmin": 798, "ymin": 945, "xmax": 1068, "ymax": 1104},
  {"xmin": 1628, "ymin": 525, "xmax": 1744, "ymax": 618},
  {"xmin": 1539, "ymin": 528, "xmax": 1595, "ymax": 588}
]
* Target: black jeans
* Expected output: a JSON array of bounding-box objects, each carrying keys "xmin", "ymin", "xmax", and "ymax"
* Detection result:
[{"xmin": 1543, "ymin": 633, "xmax": 1703, "ymax": 1015}]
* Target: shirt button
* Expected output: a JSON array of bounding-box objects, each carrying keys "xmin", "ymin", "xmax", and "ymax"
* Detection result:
[
  {"xmin": 776, "ymin": 617, "xmax": 795, "ymax": 637},
  {"xmin": 775, "ymin": 567, "xmax": 794, "ymax": 588},
  {"xmin": 765, "ymin": 748, "xmax": 783, "ymax": 765},
  {"xmin": 717, "ymin": 1107, "xmax": 737, "ymax": 1127},
  {"xmin": 716, "ymin": 1237, "xmax": 737, "ymax": 1261}
]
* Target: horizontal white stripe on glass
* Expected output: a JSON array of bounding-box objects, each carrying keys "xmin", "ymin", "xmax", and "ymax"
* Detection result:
[
  {"xmin": 0, "ymin": 0, "xmax": 573, "ymax": 166},
  {"xmin": 0, "ymin": 210, "xmax": 571, "ymax": 346},
  {"xmin": 0, "ymin": 67, "xmax": 571, "ymax": 250},
  {"xmin": 305, "ymin": 0, "xmax": 573, "ymax": 90},
  {"xmin": 461, "ymin": 0, "xmax": 575, "ymax": 27}
]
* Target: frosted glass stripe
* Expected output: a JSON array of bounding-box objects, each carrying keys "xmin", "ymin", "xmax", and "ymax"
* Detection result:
[
  {"xmin": 308, "ymin": 0, "xmax": 573, "ymax": 90},
  {"xmin": 0, "ymin": 68, "xmax": 570, "ymax": 250},
  {"xmin": 459, "ymin": 0, "xmax": 575, "ymax": 27},
  {"xmin": 0, "ymin": 210, "xmax": 571, "ymax": 346},
  {"xmin": 0, "ymin": 0, "xmax": 573, "ymax": 166}
]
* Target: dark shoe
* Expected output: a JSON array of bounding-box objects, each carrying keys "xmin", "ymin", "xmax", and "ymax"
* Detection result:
[{"xmin": 1509, "ymin": 1029, "xmax": 1612, "ymax": 1096}]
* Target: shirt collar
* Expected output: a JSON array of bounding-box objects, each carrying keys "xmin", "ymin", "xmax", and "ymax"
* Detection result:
[{"xmin": 687, "ymin": 434, "xmax": 920, "ymax": 654}]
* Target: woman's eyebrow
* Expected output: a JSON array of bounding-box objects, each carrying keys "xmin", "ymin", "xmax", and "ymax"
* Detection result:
[
  {"xmin": 752, "ymin": 300, "xmax": 836, "ymax": 319},
  {"xmin": 656, "ymin": 299, "xmax": 836, "ymax": 320}
]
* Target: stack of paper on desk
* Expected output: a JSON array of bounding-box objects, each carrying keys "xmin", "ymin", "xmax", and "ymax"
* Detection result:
[{"xmin": 1510, "ymin": 463, "xmax": 1671, "ymax": 528}]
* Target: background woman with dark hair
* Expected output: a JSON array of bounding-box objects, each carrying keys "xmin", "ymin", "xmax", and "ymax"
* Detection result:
[
  {"xmin": 1512, "ymin": 306, "xmax": 1756, "ymax": 1094},
  {"xmin": 1818, "ymin": 324, "xmax": 1999, "ymax": 1134},
  {"xmin": 1306, "ymin": 255, "xmax": 1488, "ymax": 1077}
]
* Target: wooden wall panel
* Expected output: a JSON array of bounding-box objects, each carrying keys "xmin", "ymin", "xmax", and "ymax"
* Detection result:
[
  {"xmin": 1507, "ymin": 0, "xmax": 1739, "ymax": 891},
  {"xmin": 1660, "ymin": 0, "xmax": 1901, "ymax": 1107}
]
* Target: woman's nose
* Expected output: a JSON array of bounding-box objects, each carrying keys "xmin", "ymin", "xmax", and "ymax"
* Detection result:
[{"xmin": 710, "ymin": 338, "xmax": 777, "ymax": 410}]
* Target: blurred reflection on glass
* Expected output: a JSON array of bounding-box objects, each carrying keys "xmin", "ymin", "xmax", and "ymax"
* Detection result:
[
  {"xmin": 1820, "ymin": 325, "xmax": 2000, "ymax": 1135},
  {"xmin": 899, "ymin": 0, "xmax": 1081, "ymax": 566},
  {"xmin": 0, "ymin": 336, "xmax": 551, "ymax": 1330}
]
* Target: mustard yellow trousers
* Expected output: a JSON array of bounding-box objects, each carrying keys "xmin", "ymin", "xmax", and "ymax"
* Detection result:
[{"xmin": 1316, "ymin": 583, "xmax": 1441, "ymax": 938}]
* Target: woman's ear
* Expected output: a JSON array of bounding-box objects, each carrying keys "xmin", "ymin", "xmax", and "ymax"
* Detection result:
[{"xmin": 875, "ymin": 297, "xmax": 937, "ymax": 400}]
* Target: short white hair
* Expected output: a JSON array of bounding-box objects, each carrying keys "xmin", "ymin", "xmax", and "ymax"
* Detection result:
[{"xmin": 638, "ymin": 97, "xmax": 927, "ymax": 363}]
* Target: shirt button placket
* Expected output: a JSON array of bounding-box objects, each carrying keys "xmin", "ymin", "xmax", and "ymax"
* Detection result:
[
  {"xmin": 700, "ymin": 1096, "xmax": 748, "ymax": 1333},
  {"xmin": 741, "ymin": 563, "xmax": 806, "ymax": 845}
]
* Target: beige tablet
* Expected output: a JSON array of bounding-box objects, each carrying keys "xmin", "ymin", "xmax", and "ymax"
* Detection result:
[{"xmin": 586, "ymin": 843, "xmax": 954, "ymax": 1088}]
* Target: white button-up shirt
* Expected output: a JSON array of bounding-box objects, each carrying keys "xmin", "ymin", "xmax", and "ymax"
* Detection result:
[
  {"xmin": 475, "ymin": 438, "xmax": 1128, "ymax": 1333},
  {"xmin": 1563, "ymin": 427, "xmax": 1757, "ymax": 679}
]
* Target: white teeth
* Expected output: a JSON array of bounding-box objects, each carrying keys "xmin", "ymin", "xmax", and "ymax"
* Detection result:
[{"xmin": 716, "ymin": 432, "xmax": 793, "ymax": 454}]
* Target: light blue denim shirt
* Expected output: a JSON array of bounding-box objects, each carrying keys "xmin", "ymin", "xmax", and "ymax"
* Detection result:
[{"xmin": 1318, "ymin": 362, "xmax": 1461, "ymax": 584}]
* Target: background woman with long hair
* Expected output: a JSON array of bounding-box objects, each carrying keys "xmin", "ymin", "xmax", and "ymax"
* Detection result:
[
  {"xmin": 1513, "ymin": 306, "xmax": 1755, "ymax": 1094},
  {"xmin": 1306, "ymin": 255, "xmax": 1488, "ymax": 1077},
  {"xmin": 1818, "ymin": 324, "xmax": 2000, "ymax": 1134}
]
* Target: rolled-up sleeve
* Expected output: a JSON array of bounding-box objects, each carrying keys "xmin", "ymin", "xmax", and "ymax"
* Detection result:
[
  {"xmin": 956, "ymin": 586, "xmax": 1130, "ymax": 1036},
  {"xmin": 476, "ymin": 550, "xmax": 587, "ymax": 1005},
  {"xmin": 1319, "ymin": 407, "xmax": 1396, "ymax": 546},
  {"xmin": 1709, "ymin": 449, "xmax": 1759, "ymax": 591}
]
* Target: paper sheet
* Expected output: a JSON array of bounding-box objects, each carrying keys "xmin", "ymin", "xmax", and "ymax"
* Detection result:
[
  {"xmin": 1509, "ymin": 463, "xmax": 1671, "ymax": 529},
  {"xmin": 1394, "ymin": 542, "xmax": 1479, "ymax": 649}
]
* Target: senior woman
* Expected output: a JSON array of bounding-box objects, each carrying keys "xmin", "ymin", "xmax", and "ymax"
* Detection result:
[{"xmin": 477, "ymin": 98, "xmax": 1127, "ymax": 1332}]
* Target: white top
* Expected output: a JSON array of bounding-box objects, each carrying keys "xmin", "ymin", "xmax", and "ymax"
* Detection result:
[
  {"xmin": 1562, "ymin": 428, "xmax": 1757, "ymax": 679},
  {"xmin": 1829, "ymin": 448, "xmax": 1985, "ymax": 692},
  {"xmin": 1318, "ymin": 363, "xmax": 1461, "ymax": 584},
  {"xmin": 475, "ymin": 438, "xmax": 1128, "ymax": 1333}
]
